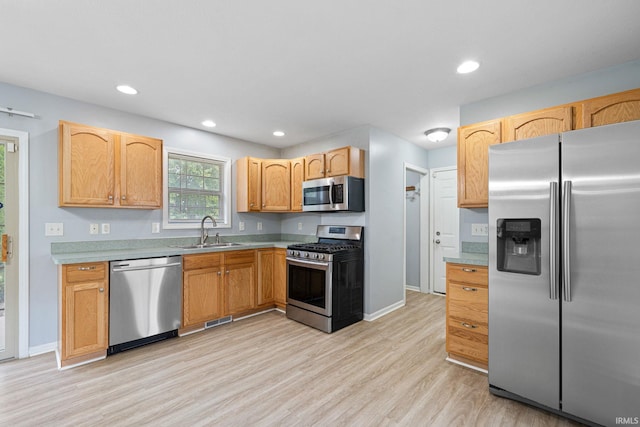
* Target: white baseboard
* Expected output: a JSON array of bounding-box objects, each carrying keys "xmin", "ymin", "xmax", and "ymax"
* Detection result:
[
  {"xmin": 364, "ymin": 299, "xmax": 405, "ymax": 322},
  {"xmin": 405, "ymin": 285, "xmax": 420, "ymax": 292},
  {"xmin": 29, "ymin": 342, "xmax": 57, "ymax": 357}
]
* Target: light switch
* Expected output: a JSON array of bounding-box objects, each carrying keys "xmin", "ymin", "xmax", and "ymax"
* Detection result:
[
  {"xmin": 101, "ymin": 223, "xmax": 110, "ymax": 234},
  {"xmin": 152, "ymin": 222, "xmax": 160, "ymax": 233},
  {"xmin": 257, "ymin": 222, "xmax": 263, "ymax": 231},
  {"xmin": 472, "ymin": 223, "xmax": 489, "ymax": 236},
  {"xmin": 239, "ymin": 221, "xmax": 245, "ymax": 231}
]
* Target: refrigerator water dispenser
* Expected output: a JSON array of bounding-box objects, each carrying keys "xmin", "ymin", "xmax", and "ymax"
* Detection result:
[{"xmin": 497, "ymin": 218, "xmax": 541, "ymax": 275}]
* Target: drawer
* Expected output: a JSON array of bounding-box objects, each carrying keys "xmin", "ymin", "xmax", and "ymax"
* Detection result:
[
  {"xmin": 183, "ymin": 253, "xmax": 222, "ymax": 270},
  {"xmin": 446, "ymin": 263, "xmax": 487, "ymax": 286},
  {"xmin": 447, "ymin": 283, "xmax": 488, "ymax": 325},
  {"xmin": 64, "ymin": 262, "xmax": 107, "ymax": 283},
  {"xmin": 223, "ymin": 249, "xmax": 256, "ymax": 265},
  {"xmin": 446, "ymin": 318, "xmax": 488, "ymax": 363}
]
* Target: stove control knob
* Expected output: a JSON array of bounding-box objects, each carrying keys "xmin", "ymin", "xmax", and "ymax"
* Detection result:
[
  {"xmin": 294, "ymin": 251, "xmax": 300, "ymax": 257},
  {"xmin": 304, "ymin": 252, "xmax": 310, "ymax": 258},
  {"xmin": 318, "ymin": 254, "xmax": 324, "ymax": 260},
  {"xmin": 311, "ymin": 253, "xmax": 318, "ymax": 259}
]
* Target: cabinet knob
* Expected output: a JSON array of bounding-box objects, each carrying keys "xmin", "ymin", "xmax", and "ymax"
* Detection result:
[
  {"xmin": 250, "ymin": 203, "xmax": 254, "ymax": 207},
  {"xmin": 461, "ymin": 322, "xmax": 478, "ymax": 329},
  {"xmin": 226, "ymin": 270, "xmax": 230, "ymax": 274},
  {"xmin": 108, "ymin": 195, "xmax": 113, "ymax": 201},
  {"xmin": 121, "ymin": 195, "xmax": 127, "ymax": 200},
  {"xmin": 462, "ymin": 268, "xmax": 477, "ymax": 273},
  {"xmin": 262, "ymin": 204, "xmax": 265, "ymax": 207},
  {"xmin": 99, "ymin": 288, "xmax": 104, "ymax": 293},
  {"xmin": 217, "ymin": 271, "xmax": 222, "ymax": 275},
  {"xmin": 78, "ymin": 266, "xmax": 96, "ymax": 271},
  {"xmin": 462, "ymin": 287, "xmax": 478, "ymax": 292}
]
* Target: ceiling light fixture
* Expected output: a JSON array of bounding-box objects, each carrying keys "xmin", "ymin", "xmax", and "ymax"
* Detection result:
[
  {"xmin": 202, "ymin": 120, "xmax": 216, "ymax": 128},
  {"xmin": 273, "ymin": 131, "xmax": 285, "ymax": 137},
  {"xmin": 457, "ymin": 60, "xmax": 480, "ymax": 74},
  {"xmin": 424, "ymin": 127, "xmax": 451, "ymax": 143},
  {"xmin": 116, "ymin": 84, "xmax": 138, "ymax": 95}
]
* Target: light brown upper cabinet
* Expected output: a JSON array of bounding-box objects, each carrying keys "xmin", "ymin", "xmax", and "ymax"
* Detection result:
[
  {"xmin": 290, "ymin": 157, "xmax": 304, "ymax": 212},
  {"xmin": 503, "ymin": 106, "xmax": 573, "ymax": 143},
  {"xmin": 580, "ymin": 88, "xmax": 640, "ymax": 128},
  {"xmin": 457, "ymin": 119, "xmax": 502, "ymax": 208},
  {"xmin": 59, "ymin": 121, "xmax": 162, "ymax": 209},
  {"xmin": 304, "ymin": 146, "xmax": 364, "ymax": 180},
  {"xmin": 261, "ymin": 159, "xmax": 291, "ymax": 211},
  {"xmin": 236, "ymin": 157, "xmax": 262, "ymax": 212}
]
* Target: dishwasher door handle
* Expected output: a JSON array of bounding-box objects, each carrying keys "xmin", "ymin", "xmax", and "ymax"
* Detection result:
[{"xmin": 112, "ymin": 262, "xmax": 182, "ymax": 273}]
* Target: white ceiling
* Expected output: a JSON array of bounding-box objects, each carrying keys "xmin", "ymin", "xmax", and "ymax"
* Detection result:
[{"xmin": 2, "ymin": 1, "xmax": 640, "ymax": 150}]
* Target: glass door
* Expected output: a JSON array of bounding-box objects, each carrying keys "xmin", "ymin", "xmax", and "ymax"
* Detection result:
[{"xmin": 0, "ymin": 135, "xmax": 18, "ymax": 361}]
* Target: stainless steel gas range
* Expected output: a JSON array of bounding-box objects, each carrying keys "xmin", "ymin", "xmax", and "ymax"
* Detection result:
[{"xmin": 286, "ymin": 225, "xmax": 364, "ymax": 333}]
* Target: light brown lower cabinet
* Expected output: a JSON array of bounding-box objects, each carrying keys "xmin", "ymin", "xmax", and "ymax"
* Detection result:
[
  {"xmin": 274, "ymin": 249, "xmax": 287, "ymax": 309},
  {"xmin": 182, "ymin": 253, "xmax": 224, "ymax": 328},
  {"xmin": 59, "ymin": 262, "xmax": 109, "ymax": 368},
  {"xmin": 224, "ymin": 250, "xmax": 257, "ymax": 316},
  {"xmin": 445, "ymin": 263, "xmax": 488, "ymax": 371}
]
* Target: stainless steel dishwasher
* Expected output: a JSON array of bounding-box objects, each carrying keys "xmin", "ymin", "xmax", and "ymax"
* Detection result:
[{"xmin": 109, "ymin": 256, "xmax": 182, "ymax": 354}]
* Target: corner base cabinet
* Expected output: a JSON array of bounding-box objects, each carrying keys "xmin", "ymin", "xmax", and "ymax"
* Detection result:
[
  {"xmin": 58, "ymin": 262, "xmax": 109, "ymax": 368},
  {"xmin": 445, "ymin": 263, "xmax": 488, "ymax": 371}
]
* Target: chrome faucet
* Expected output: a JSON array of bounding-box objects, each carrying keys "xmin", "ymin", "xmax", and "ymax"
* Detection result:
[{"xmin": 200, "ymin": 215, "xmax": 217, "ymax": 245}]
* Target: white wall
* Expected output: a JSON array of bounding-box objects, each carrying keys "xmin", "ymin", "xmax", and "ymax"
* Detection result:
[{"xmin": 0, "ymin": 81, "xmax": 281, "ymax": 349}]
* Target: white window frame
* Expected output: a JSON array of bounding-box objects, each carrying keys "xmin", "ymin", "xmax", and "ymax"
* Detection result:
[{"xmin": 162, "ymin": 147, "xmax": 232, "ymax": 229}]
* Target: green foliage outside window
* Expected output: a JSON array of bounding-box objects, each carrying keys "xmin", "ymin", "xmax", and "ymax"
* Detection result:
[{"xmin": 167, "ymin": 153, "xmax": 224, "ymax": 222}]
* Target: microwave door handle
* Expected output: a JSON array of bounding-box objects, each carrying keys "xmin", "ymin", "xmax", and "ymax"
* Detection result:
[{"xmin": 328, "ymin": 181, "xmax": 334, "ymax": 206}]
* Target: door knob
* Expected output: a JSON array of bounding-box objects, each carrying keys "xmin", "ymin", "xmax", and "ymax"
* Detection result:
[
  {"xmin": 435, "ymin": 239, "xmax": 441, "ymax": 244},
  {"xmin": 436, "ymin": 231, "xmax": 441, "ymax": 236}
]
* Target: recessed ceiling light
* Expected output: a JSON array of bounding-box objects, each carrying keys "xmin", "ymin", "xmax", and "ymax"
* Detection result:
[
  {"xmin": 457, "ymin": 60, "xmax": 480, "ymax": 74},
  {"xmin": 202, "ymin": 120, "xmax": 216, "ymax": 128},
  {"xmin": 273, "ymin": 131, "xmax": 285, "ymax": 137},
  {"xmin": 116, "ymin": 84, "xmax": 138, "ymax": 95}
]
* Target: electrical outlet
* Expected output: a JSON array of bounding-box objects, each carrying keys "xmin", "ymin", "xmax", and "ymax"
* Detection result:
[
  {"xmin": 239, "ymin": 221, "xmax": 245, "ymax": 231},
  {"xmin": 90, "ymin": 224, "xmax": 99, "ymax": 235},
  {"xmin": 45, "ymin": 222, "xmax": 64, "ymax": 236},
  {"xmin": 257, "ymin": 222, "xmax": 263, "ymax": 231},
  {"xmin": 472, "ymin": 223, "xmax": 489, "ymax": 236},
  {"xmin": 152, "ymin": 222, "xmax": 160, "ymax": 233},
  {"xmin": 101, "ymin": 223, "xmax": 111, "ymax": 234},
  {"xmin": 298, "ymin": 222, "xmax": 303, "ymax": 231}
]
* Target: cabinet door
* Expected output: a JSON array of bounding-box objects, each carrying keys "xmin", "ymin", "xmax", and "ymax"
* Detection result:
[
  {"xmin": 262, "ymin": 160, "xmax": 291, "ymax": 211},
  {"xmin": 304, "ymin": 153, "xmax": 325, "ymax": 180},
  {"xmin": 457, "ymin": 119, "xmax": 502, "ymax": 208},
  {"xmin": 581, "ymin": 88, "xmax": 640, "ymax": 128},
  {"xmin": 290, "ymin": 157, "xmax": 304, "ymax": 212},
  {"xmin": 325, "ymin": 147, "xmax": 352, "ymax": 176},
  {"xmin": 248, "ymin": 157, "xmax": 262, "ymax": 211},
  {"xmin": 274, "ymin": 249, "xmax": 287, "ymax": 308},
  {"xmin": 120, "ymin": 134, "xmax": 163, "ymax": 208},
  {"xmin": 59, "ymin": 121, "xmax": 116, "ymax": 206},
  {"xmin": 504, "ymin": 106, "xmax": 573, "ymax": 142},
  {"xmin": 224, "ymin": 251, "xmax": 257, "ymax": 316},
  {"xmin": 225, "ymin": 262, "xmax": 256, "ymax": 315},
  {"xmin": 183, "ymin": 267, "xmax": 223, "ymax": 327},
  {"xmin": 62, "ymin": 276, "xmax": 108, "ymax": 359},
  {"xmin": 257, "ymin": 250, "xmax": 275, "ymax": 306}
]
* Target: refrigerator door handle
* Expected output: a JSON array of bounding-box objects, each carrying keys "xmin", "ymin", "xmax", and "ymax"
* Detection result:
[
  {"xmin": 549, "ymin": 182, "xmax": 558, "ymax": 300},
  {"xmin": 562, "ymin": 180, "xmax": 572, "ymax": 302}
]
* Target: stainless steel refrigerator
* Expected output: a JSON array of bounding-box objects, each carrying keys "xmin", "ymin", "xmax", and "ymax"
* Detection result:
[{"xmin": 488, "ymin": 120, "xmax": 640, "ymax": 427}]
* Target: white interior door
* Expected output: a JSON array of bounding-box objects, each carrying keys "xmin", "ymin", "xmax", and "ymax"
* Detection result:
[{"xmin": 430, "ymin": 168, "xmax": 459, "ymax": 294}]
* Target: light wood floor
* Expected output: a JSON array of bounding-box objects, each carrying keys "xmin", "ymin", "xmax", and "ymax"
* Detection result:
[{"xmin": 0, "ymin": 292, "xmax": 583, "ymax": 427}]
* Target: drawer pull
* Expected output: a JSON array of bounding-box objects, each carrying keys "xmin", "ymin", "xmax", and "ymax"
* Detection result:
[
  {"xmin": 462, "ymin": 287, "xmax": 478, "ymax": 292},
  {"xmin": 461, "ymin": 322, "xmax": 478, "ymax": 329},
  {"xmin": 77, "ymin": 266, "xmax": 97, "ymax": 271},
  {"xmin": 99, "ymin": 288, "xmax": 104, "ymax": 293},
  {"xmin": 461, "ymin": 268, "xmax": 477, "ymax": 273}
]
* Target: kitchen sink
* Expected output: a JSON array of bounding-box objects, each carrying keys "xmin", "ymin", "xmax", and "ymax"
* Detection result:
[{"xmin": 174, "ymin": 242, "xmax": 243, "ymax": 249}]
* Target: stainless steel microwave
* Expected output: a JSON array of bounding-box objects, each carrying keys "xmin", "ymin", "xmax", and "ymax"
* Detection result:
[{"xmin": 302, "ymin": 176, "xmax": 364, "ymax": 212}]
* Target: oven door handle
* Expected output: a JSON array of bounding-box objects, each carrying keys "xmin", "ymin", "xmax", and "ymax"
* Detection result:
[{"xmin": 286, "ymin": 257, "xmax": 330, "ymax": 270}]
